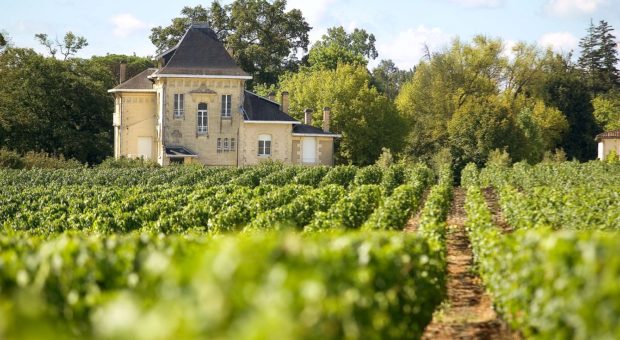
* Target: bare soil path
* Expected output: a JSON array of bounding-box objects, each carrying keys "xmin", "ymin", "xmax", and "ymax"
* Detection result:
[{"xmin": 420, "ymin": 188, "xmax": 519, "ymax": 340}]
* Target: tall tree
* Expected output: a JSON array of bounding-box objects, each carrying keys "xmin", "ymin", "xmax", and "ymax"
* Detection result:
[
  {"xmin": 578, "ymin": 20, "xmax": 620, "ymax": 93},
  {"xmin": 0, "ymin": 48, "xmax": 112, "ymax": 163},
  {"xmin": 34, "ymin": 31, "xmax": 88, "ymax": 60},
  {"xmin": 595, "ymin": 20, "xmax": 620, "ymax": 90},
  {"xmin": 278, "ymin": 63, "xmax": 407, "ymax": 165},
  {"xmin": 371, "ymin": 59, "xmax": 414, "ymax": 100},
  {"xmin": 396, "ymin": 36, "xmax": 570, "ymax": 169},
  {"xmin": 150, "ymin": 1, "xmax": 310, "ymax": 85},
  {"xmin": 306, "ymin": 26, "xmax": 378, "ymax": 70}
]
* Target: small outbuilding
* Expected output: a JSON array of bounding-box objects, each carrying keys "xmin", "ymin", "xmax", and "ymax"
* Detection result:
[{"xmin": 596, "ymin": 130, "xmax": 620, "ymax": 160}]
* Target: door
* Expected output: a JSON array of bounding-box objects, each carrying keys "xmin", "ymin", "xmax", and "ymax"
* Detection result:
[
  {"xmin": 302, "ymin": 137, "xmax": 316, "ymax": 164},
  {"xmin": 137, "ymin": 136, "xmax": 153, "ymax": 160}
]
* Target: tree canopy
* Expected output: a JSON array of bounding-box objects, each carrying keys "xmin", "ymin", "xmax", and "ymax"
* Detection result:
[{"xmin": 277, "ymin": 63, "xmax": 407, "ymax": 165}]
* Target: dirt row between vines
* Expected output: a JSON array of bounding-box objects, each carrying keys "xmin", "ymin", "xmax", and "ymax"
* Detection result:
[{"xmin": 407, "ymin": 187, "xmax": 519, "ymax": 339}]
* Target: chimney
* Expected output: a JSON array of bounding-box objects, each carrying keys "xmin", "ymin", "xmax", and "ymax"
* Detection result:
[
  {"xmin": 281, "ymin": 91, "xmax": 289, "ymax": 114},
  {"xmin": 268, "ymin": 91, "xmax": 276, "ymax": 102},
  {"xmin": 322, "ymin": 107, "xmax": 331, "ymax": 132},
  {"xmin": 119, "ymin": 62, "xmax": 127, "ymax": 84},
  {"xmin": 304, "ymin": 109, "xmax": 313, "ymax": 125}
]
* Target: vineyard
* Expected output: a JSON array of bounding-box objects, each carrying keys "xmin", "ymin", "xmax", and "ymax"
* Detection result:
[{"xmin": 1, "ymin": 161, "xmax": 619, "ymax": 339}]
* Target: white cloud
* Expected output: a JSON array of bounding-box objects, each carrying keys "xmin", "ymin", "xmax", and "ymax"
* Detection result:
[
  {"xmin": 538, "ymin": 32, "xmax": 578, "ymax": 53},
  {"xmin": 545, "ymin": 0, "xmax": 608, "ymax": 16},
  {"xmin": 110, "ymin": 14, "xmax": 149, "ymax": 38},
  {"xmin": 377, "ymin": 25, "xmax": 453, "ymax": 69},
  {"xmin": 447, "ymin": 0, "xmax": 504, "ymax": 8},
  {"xmin": 286, "ymin": 0, "xmax": 335, "ymax": 26},
  {"xmin": 501, "ymin": 39, "xmax": 519, "ymax": 60}
]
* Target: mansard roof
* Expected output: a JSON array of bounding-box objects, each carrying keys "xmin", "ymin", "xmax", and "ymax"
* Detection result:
[{"xmin": 155, "ymin": 24, "xmax": 250, "ymax": 78}]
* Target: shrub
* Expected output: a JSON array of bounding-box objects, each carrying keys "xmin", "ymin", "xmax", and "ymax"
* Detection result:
[
  {"xmin": 23, "ymin": 151, "xmax": 83, "ymax": 169},
  {"xmin": 0, "ymin": 149, "xmax": 25, "ymax": 169},
  {"xmin": 353, "ymin": 165, "xmax": 383, "ymax": 185},
  {"xmin": 98, "ymin": 157, "xmax": 160, "ymax": 168}
]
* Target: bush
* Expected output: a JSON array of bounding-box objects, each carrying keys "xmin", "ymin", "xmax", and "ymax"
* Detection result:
[
  {"xmin": 98, "ymin": 157, "xmax": 160, "ymax": 168},
  {"xmin": 0, "ymin": 149, "xmax": 25, "ymax": 169},
  {"xmin": 353, "ymin": 165, "xmax": 383, "ymax": 185},
  {"xmin": 319, "ymin": 165, "xmax": 358, "ymax": 188},
  {"xmin": 23, "ymin": 151, "xmax": 83, "ymax": 169},
  {"xmin": 486, "ymin": 148, "xmax": 511, "ymax": 168}
]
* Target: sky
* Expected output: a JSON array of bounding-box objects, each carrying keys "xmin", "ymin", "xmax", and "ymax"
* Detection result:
[{"xmin": 1, "ymin": 0, "xmax": 619, "ymax": 69}]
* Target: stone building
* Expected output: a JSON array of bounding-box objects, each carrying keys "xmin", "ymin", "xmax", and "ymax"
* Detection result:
[{"xmin": 109, "ymin": 24, "xmax": 339, "ymax": 166}]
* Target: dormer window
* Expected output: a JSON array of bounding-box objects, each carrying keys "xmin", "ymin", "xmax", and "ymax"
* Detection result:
[
  {"xmin": 221, "ymin": 95, "xmax": 232, "ymax": 118},
  {"xmin": 174, "ymin": 94, "xmax": 184, "ymax": 118}
]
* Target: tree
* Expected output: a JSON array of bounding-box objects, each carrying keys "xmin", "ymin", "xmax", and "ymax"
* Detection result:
[
  {"xmin": 595, "ymin": 20, "xmax": 620, "ymax": 90},
  {"xmin": 35, "ymin": 31, "xmax": 88, "ymax": 60},
  {"xmin": 578, "ymin": 20, "xmax": 620, "ymax": 93},
  {"xmin": 312, "ymin": 26, "xmax": 378, "ymax": 60},
  {"xmin": 86, "ymin": 54, "xmax": 155, "ymax": 89},
  {"xmin": 150, "ymin": 1, "xmax": 310, "ymax": 85},
  {"xmin": 540, "ymin": 60, "xmax": 600, "ymax": 161},
  {"xmin": 396, "ymin": 36, "xmax": 570, "ymax": 169},
  {"xmin": 371, "ymin": 59, "xmax": 414, "ymax": 100},
  {"xmin": 278, "ymin": 63, "xmax": 407, "ymax": 165},
  {"xmin": 0, "ymin": 32, "xmax": 6, "ymax": 50},
  {"xmin": 592, "ymin": 90, "xmax": 620, "ymax": 131},
  {"xmin": 0, "ymin": 48, "xmax": 112, "ymax": 163},
  {"xmin": 306, "ymin": 26, "xmax": 378, "ymax": 70}
]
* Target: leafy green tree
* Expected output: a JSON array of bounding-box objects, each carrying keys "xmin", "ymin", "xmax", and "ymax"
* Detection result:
[
  {"xmin": 278, "ymin": 63, "xmax": 407, "ymax": 165},
  {"xmin": 305, "ymin": 26, "xmax": 377, "ymax": 70},
  {"xmin": 0, "ymin": 48, "xmax": 112, "ymax": 163},
  {"xmin": 592, "ymin": 90, "xmax": 620, "ymax": 131},
  {"xmin": 34, "ymin": 31, "xmax": 88, "ymax": 60},
  {"xmin": 540, "ymin": 61, "xmax": 600, "ymax": 161},
  {"xmin": 150, "ymin": 1, "xmax": 310, "ymax": 85},
  {"xmin": 397, "ymin": 36, "xmax": 571, "ymax": 168},
  {"xmin": 371, "ymin": 59, "xmax": 414, "ymax": 100},
  {"xmin": 86, "ymin": 54, "xmax": 155, "ymax": 89}
]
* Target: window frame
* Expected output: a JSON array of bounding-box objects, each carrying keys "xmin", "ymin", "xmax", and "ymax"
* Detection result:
[
  {"xmin": 221, "ymin": 94, "xmax": 232, "ymax": 118},
  {"xmin": 223, "ymin": 138, "xmax": 229, "ymax": 151},
  {"xmin": 230, "ymin": 138, "xmax": 236, "ymax": 151},
  {"xmin": 173, "ymin": 94, "xmax": 184, "ymax": 118},
  {"xmin": 197, "ymin": 102, "xmax": 208, "ymax": 134},
  {"xmin": 257, "ymin": 134, "xmax": 272, "ymax": 156},
  {"xmin": 217, "ymin": 138, "xmax": 222, "ymax": 153}
]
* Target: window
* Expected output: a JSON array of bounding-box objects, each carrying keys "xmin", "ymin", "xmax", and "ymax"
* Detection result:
[
  {"xmin": 221, "ymin": 95, "xmax": 232, "ymax": 117},
  {"xmin": 197, "ymin": 103, "xmax": 208, "ymax": 134},
  {"xmin": 258, "ymin": 134, "xmax": 271, "ymax": 156},
  {"xmin": 223, "ymin": 138, "xmax": 229, "ymax": 151},
  {"xmin": 230, "ymin": 138, "xmax": 236, "ymax": 151},
  {"xmin": 217, "ymin": 138, "xmax": 222, "ymax": 153},
  {"xmin": 174, "ymin": 94, "xmax": 184, "ymax": 117}
]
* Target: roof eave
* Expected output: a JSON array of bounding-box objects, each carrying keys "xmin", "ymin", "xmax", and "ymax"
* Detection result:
[
  {"xmin": 244, "ymin": 120, "xmax": 300, "ymax": 124},
  {"xmin": 292, "ymin": 133, "xmax": 342, "ymax": 138},
  {"xmin": 108, "ymin": 89, "xmax": 157, "ymax": 93}
]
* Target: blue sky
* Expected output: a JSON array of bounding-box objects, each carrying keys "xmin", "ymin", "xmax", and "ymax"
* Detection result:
[{"xmin": 1, "ymin": 0, "xmax": 619, "ymax": 69}]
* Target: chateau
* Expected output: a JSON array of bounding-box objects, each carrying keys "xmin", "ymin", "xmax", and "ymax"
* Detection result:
[{"xmin": 109, "ymin": 24, "xmax": 339, "ymax": 166}]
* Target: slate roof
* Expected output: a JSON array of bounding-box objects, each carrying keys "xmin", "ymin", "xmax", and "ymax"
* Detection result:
[
  {"xmin": 243, "ymin": 91, "xmax": 299, "ymax": 122},
  {"xmin": 112, "ymin": 68, "xmax": 157, "ymax": 90},
  {"xmin": 156, "ymin": 24, "xmax": 249, "ymax": 77},
  {"xmin": 293, "ymin": 124, "xmax": 341, "ymax": 137},
  {"xmin": 595, "ymin": 130, "xmax": 620, "ymax": 141}
]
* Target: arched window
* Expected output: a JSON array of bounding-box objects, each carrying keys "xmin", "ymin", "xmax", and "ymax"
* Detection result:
[
  {"xmin": 197, "ymin": 103, "xmax": 208, "ymax": 133},
  {"xmin": 258, "ymin": 134, "xmax": 271, "ymax": 156}
]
